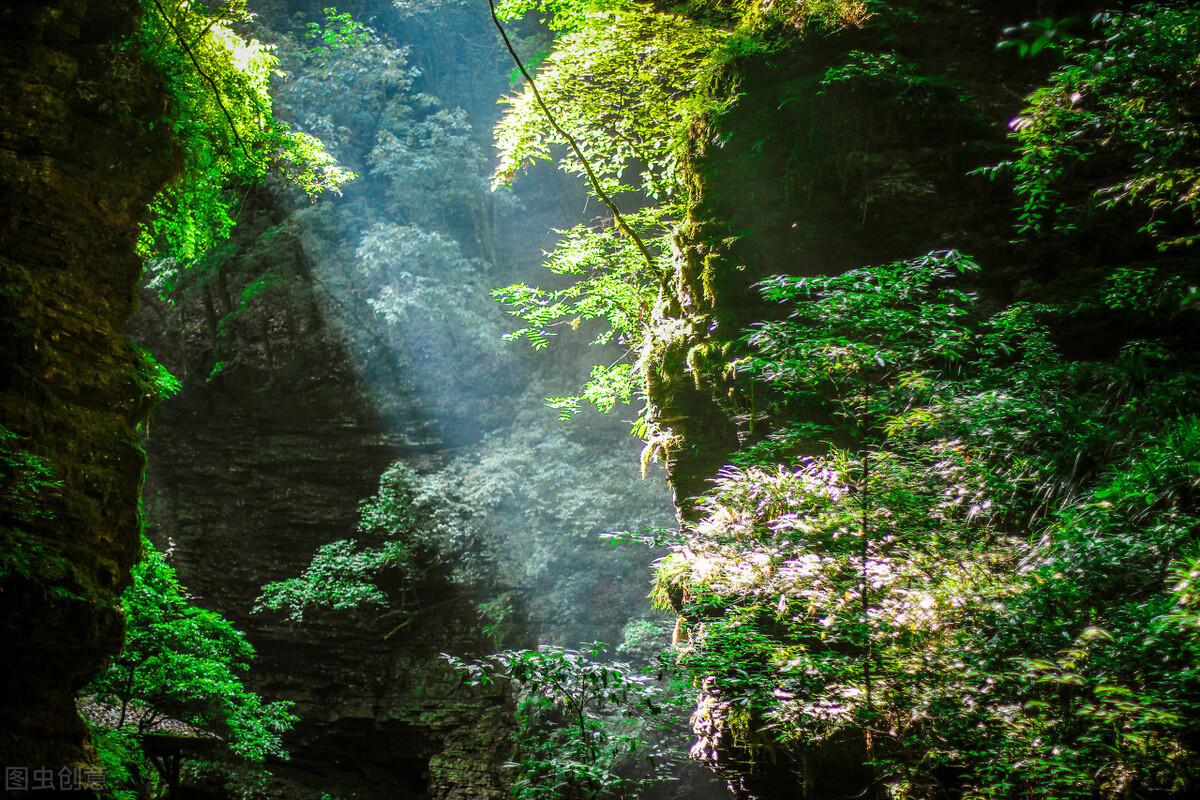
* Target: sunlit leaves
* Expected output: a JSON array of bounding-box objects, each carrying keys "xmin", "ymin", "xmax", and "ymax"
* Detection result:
[
  {"xmin": 656, "ymin": 456, "xmax": 1015, "ymax": 752},
  {"xmin": 136, "ymin": 0, "xmax": 355, "ymax": 264},
  {"xmin": 494, "ymin": 7, "xmax": 718, "ymax": 201},
  {"xmin": 664, "ymin": 248, "xmax": 1200, "ymax": 795},
  {"xmin": 494, "ymin": 208, "xmax": 665, "ymax": 350},
  {"xmin": 88, "ymin": 541, "xmax": 296, "ymax": 761},
  {"xmin": 490, "ymin": 3, "xmax": 722, "ymax": 419},
  {"xmin": 306, "ymin": 7, "xmax": 372, "ymax": 52},
  {"xmin": 494, "ymin": 0, "xmax": 636, "ymax": 33},
  {"xmin": 493, "ymin": 205, "xmax": 671, "ymax": 416}
]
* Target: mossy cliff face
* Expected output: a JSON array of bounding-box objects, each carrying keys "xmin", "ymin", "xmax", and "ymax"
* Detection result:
[
  {"xmin": 648, "ymin": 1, "xmax": 1040, "ymax": 515},
  {"xmin": 0, "ymin": 0, "xmax": 170, "ymax": 773},
  {"xmin": 643, "ymin": 2, "xmax": 1052, "ymax": 796}
]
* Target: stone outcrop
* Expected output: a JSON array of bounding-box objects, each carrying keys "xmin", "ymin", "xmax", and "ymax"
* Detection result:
[
  {"xmin": 0, "ymin": 0, "xmax": 170, "ymax": 775},
  {"xmin": 647, "ymin": 0, "xmax": 1040, "ymax": 518}
]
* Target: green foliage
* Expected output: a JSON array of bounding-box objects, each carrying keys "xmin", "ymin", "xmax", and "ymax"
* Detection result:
[
  {"xmin": 443, "ymin": 644, "xmax": 675, "ymax": 800},
  {"xmin": 355, "ymin": 224, "xmax": 511, "ymax": 369},
  {"xmin": 0, "ymin": 426, "xmax": 81, "ymax": 594},
  {"xmin": 87, "ymin": 538, "xmax": 296, "ymax": 791},
  {"xmin": 996, "ymin": 17, "xmax": 1079, "ymax": 59},
  {"xmin": 740, "ymin": 250, "xmax": 978, "ymax": 421},
  {"xmin": 614, "ymin": 617, "xmax": 673, "ymax": 667},
  {"xmin": 429, "ymin": 406, "xmax": 673, "ymax": 644},
  {"xmin": 135, "ymin": 0, "xmax": 354, "ymax": 266},
  {"xmin": 494, "ymin": 211, "xmax": 668, "ymax": 353},
  {"xmin": 278, "ymin": 12, "xmax": 419, "ymax": 159},
  {"xmin": 493, "ymin": 208, "xmax": 667, "ymax": 418},
  {"xmin": 369, "ymin": 107, "xmax": 505, "ymax": 229},
  {"xmin": 254, "ymin": 539, "xmax": 401, "ymax": 622},
  {"xmin": 259, "ymin": 397, "xmax": 672, "ymax": 646},
  {"xmin": 133, "ymin": 346, "xmax": 181, "ymax": 403},
  {"xmin": 659, "ymin": 251, "xmax": 1200, "ymax": 797},
  {"xmin": 494, "ymin": 0, "xmax": 627, "ymax": 34},
  {"xmin": 817, "ymin": 48, "xmax": 971, "ymax": 118},
  {"xmin": 490, "ymin": 0, "xmax": 881, "ymax": 421},
  {"xmin": 0, "ymin": 425, "xmax": 61, "ymax": 527},
  {"xmin": 255, "ymin": 462, "xmax": 474, "ymax": 623},
  {"xmin": 687, "ymin": 0, "xmax": 870, "ymax": 40},
  {"xmin": 235, "ymin": 0, "xmax": 679, "ymax": 644},
  {"xmin": 88, "ymin": 727, "xmax": 145, "ymax": 800},
  {"xmin": 490, "ymin": 2, "xmax": 723, "ymax": 418},
  {"xmin": 987, "ymin": 4, "xmax": 1200, "ymax": 247},
  {"xmin": 493, "ymin": 7, "xmax": 717, "ymax": 201},
  {"xmin": 306, "ymin": 7, "xmax": 372, "ymax": 52}
]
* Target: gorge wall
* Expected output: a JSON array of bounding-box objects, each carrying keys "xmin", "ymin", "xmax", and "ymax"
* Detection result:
[
  {"xmin": 130, "ymin": 192, "xmax": 515, "ymax": 798},
  {"xmin": 0, "ymin": 0, "xmax": 170, "ymax": 774},
  {"xmin": 648, "ymin": 0, "xmax": 1044, "ymax": 512}
]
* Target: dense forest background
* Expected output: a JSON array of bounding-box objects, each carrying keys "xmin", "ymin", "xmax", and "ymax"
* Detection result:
[{"xmin": 1, "ymin": 0, "xmax": 1199, "ymax": 799}]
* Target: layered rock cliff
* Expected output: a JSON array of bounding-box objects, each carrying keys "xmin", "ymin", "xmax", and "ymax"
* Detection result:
[
  {"xmin": 0, "ymin": 0, "xmax": 170, "ymax": 775},
  {"xmin": 130, "ymin": 190, "xmax": 515, "ymax": 798}
]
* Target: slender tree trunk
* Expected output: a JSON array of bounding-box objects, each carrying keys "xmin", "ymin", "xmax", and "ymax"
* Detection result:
[{"xmin": 861, "ymin": 447, "xmax": 871, "ymax": 712}]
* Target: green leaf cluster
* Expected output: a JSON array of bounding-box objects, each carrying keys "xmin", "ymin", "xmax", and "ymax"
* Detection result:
[
  {"xmin": 987, "ymin": 4, "xmax": 1200, "ymax": 248},
  {"xmin": 87, "ymin": 538, "xmax": 296, "ymax": 789},
  {"xmin": 254, "ymin": 461, "xmax": 477, "ymax": 624},
  {"xmin": 443, "ymin": 644, "xmax": 675, "ymax": 800},
  {"xmin": 0, "ymin": 425, "xmax": 77, "ymax": 592},
  {"xmin": 490, "ymin": 0, "xmax": 876, "ymax": 422},
  {"xmin": 306, "ymin": 7, "xmax": 372, "ymax": 52},
  {"xmin": 134, "ymin": 0, "xmax": 354, "ymax": 266}
]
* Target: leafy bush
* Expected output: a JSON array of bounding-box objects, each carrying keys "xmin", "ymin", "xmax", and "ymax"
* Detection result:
[
  {"xmin": 86, "ymin": 540, "xmax": 295, "ymax": 796},
  {"xmin": 255, "ymin": 462, "xmax": 480, "ymax": 623},
  {"xmin": 444, "ymin": 644, "xmax": 676, "ymax": 800},
  {"xmin": 989, "ymin": 4, "xmax": 1200, "ymax": 248}
]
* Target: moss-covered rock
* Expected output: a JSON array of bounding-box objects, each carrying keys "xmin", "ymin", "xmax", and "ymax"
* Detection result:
[{"xmin": 0, "ymin": 0, "xmax": 171, "ymax": 774}]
